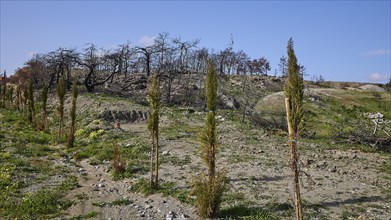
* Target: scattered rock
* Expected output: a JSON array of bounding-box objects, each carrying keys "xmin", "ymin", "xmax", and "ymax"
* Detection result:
[
  {"xmin": 365, "ymin": 112, "xmax": 384, "ymax": 119},
  {"xmin": 357, "ymin": 215, "xmax": 367, "ymax": 220},
  {"xmin": 329, "ymin": 166, "xmax": 337, "ymax": 172},
  {"xmin": 218, "ymin": 93, "xmax": 240, "ymax": 109},
  {"xmin": 359, "ymin": 84, "xmax": 385, "ymax": 92},
  {"xmin": 316, "ymin": 161, "xmax": 327, "ymax": 169},
  {"xmin": 162, "ymin": 150, "xmax": 170, "ymax": 156},
  {"xmin": 179, "ymin": 213, "xmax": 189, "ymax": 219},
  {"xmin": 307, "ymin": 159, "xmax": 315, "ymax": 165},
  {"xmin": 166, "ymin": 211, "xmax": 177, "ymax": 220}
]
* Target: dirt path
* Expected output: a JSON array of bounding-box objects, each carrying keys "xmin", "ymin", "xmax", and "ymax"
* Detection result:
[{"xmin": 61, "ymin": 159, "xmax": 197, "ymax": 219}]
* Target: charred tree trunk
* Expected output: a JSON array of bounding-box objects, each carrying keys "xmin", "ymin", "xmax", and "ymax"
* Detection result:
[{"xmin": 146, "ymin": 53, "xmax": 151, "ymax": 77}]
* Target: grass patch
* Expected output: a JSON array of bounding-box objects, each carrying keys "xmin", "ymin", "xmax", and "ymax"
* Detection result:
[
  {"xmin": 161, "ymin": 107, "xmax": 202, "ymax": 141},
  {"xmin": 380, "ymin": 163, "xmax": 391, "ymax": 174},
  {"xmin": 0, "ymin": 108, "xmax": 77, "ymax": 219},
  {"xmin": 130, "ymin": 178, "xmax": 192, "ymax": 204},
  {"xmin": 85, "ymin": 211, "xmax": 99, "ymax": 218},
  {"xmin": 3, "ymin": 189, "xmax": 73, "ymax": 219},
  {"xmin": 223, "ymin": 191, "xmax": 246, "ymax": 204},
  {"xmin": 161, "ymin": 154, "xmax": 191, "ymax": 166},
  {"xmin": 59, "ymin": 175, "xmax": 80, "ymax": 191},
  {"xmin": 220, "ymin": 204, "xmax": 275, "ymax": 220}
]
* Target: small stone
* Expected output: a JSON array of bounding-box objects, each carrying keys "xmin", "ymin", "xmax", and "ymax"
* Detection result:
[
  {"xmin": 98, "ymin": 183, "xmax": 105, "ymax": 188},
  {"xmin": 162, "ymin": 200, "xmax": 167, "ymax": 204},
  {"xmin": 162, "ymin": 150, "xmax": 170, "ymax": 156},
  {"xmin": 316, "ymin": 161, "xmax": 327, "ymax": 168},
  {"xmin": 335, "ymin": 151, "xmax": 343, "ymax": 159},
  {"xmin": 357, "ymin": 215, "xmax": 367, "ymax": 220},
  {"xmin": 145, "ymin": 198, "xmax": 153, "ymax": 203},
  {"xmin": 78, "ymin": 168, "xmax": 85, "ymax": 172},
  {"xmin": 179, "ymin": 213, "xmax": 189, "ymax": 219},
  {"xmin": 329, "ymin": 166, "xmax": 337, "ymax": 172},
  {"xmin": 166, "ymin": 211, "xmax": 177, "ymax": 220},
  {"xmin": 145, "ymin": 204, "xmax": 153, "ymax": 209}
]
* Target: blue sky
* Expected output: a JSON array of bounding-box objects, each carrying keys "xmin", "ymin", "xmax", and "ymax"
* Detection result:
[{"xmin": 1, "ymin": 0, "xmax": 390, "ymax": 83}]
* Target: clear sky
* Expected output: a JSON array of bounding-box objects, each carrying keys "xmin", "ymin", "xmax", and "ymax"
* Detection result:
[{"xmin": 1, "ymin": 0, "xmax": 390, "ymax": 83}]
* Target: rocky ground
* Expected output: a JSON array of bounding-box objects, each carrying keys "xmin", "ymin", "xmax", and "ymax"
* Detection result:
[
  {"xmin": 60, "ymin": 159, "xmax": 196, "ymax": 220},
  {"xmin": 52, "ymin": 87, "xmax": 391, "ymax": 220},
  {"xmin": 1, "ymin": 74, "xmax": 390, "ymax": 220}
]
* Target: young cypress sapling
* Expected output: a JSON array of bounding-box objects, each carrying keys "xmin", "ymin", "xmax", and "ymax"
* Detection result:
[
  {"xmin": 67, "ymin": 79, "xmax": 78, "ymax": 148},
  {"xmin": 8, "ymin": 85, "xmax": 14, "ymax": 108},
  {"xmin": 28, "ymin": 80, "xmax": 36, "ymax": 126},
  {"xmin": 2, "ymin": 82, "xmax": 6, "ymax": 108},
  {"xmin": 16, "ymin": 84, "xmax": 22, "ymax": 111},
  {"xmin": 23, "ymin": 87, "xmax": 28, "ymax": 119},
  {"xmin": 147, "ymin": 73, "xmax": 161, "ymax": 188},
  {"xmin": 192, "ymin": 60, "xmax": 227, "ymax": 219},
  {"xmin": 284, "ymin": 38, "xmax": 304, "ymax": 220},
  {"xmin": 41, "ymin": 85, "xmax": 49, "ymax": 131},
  {"xmin": 57, "ymin": 76, "xmax": 66, "ymax": 140},
  {"xmin": 0, "ymin": 83, "xmax": 2, "ymax": 108}
]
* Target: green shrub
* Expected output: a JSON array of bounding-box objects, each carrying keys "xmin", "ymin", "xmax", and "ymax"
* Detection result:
[
  {"xmin": 191, "ymin": 172, "xmax": 227, "ymax": 219},
  {"xmin": 18, "ymin": 189, "xmax": 72, "ymax": 218}
]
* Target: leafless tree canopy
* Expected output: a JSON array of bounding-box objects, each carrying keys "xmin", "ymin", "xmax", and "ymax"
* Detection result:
[{"xmin": 11, "ymin": 32, "xmax": 276, "ymax": 92}]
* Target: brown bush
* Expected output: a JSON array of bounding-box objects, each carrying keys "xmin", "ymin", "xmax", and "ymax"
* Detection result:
[{"xmin": 112, "ymin": 145, "xmax": 126, "ymax": 173}]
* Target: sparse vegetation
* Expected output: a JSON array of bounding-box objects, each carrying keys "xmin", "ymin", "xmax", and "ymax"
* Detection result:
[
  {"xmin": 57, "ymin": 76, "xmax": 66, "ymax": 140},
  {"xmin": 28, "ymin": 80, "xmax": 36, "ymax": 126},
  {"xmin": 147, "ymin": 73, "xmax": 161, "ymax": 188},
  {"xmin": 41, "ymin": 85, "xmax": 49, "ymax": 131},
  {"xmin": 192, "ymin": 60, "xmax": 227, "ymax": 219},
  {"xmin": 1, "ymin": 81, "xmax": 6, "ymax": 107},
  {"xmin": 67, "ymin": 80, "xmax": 78, "ymax": 148},
  {"xmin": 0, "ymin": 38, "xmax": 390, "ymax": 220},
  {"xmin": 112, "ymin": 144, "xmax": 126, "ymax": 174}
]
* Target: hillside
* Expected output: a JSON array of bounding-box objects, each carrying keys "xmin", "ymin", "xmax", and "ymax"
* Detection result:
[{"xmin": 0, "ymin": 74, "xmax": 390, "ymax": 219}]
